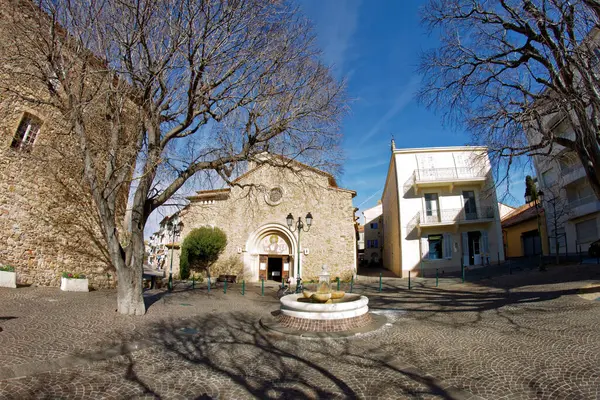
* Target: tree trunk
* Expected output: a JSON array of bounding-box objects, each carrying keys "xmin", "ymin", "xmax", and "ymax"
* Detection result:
[
  {"xmin": 116, "ymin": 229, "xmax": 147, "ymax": 315},
  {"xmin": 117, "ymin": 265, "xmax": 145, "ymax": 315}
]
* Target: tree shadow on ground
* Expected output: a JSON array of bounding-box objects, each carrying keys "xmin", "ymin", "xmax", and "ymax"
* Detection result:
[{"xmin": 2, "ymin": 312, "xmax": 466, "ymax": 399}]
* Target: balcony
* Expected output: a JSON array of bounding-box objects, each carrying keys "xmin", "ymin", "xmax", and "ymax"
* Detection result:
[
  {"xmin": 408, "ymin": 167, "xmax": 487, "ymax": 193},
  {"xmin": 407, "ymin": 206, "xmax": 496, "ymax": 234},
  {"xmin": 568, "ymin": 195, "xmax": 600, "ymax": 219},
  {"xmin": 560, "ymin": 163, "xmax": 586, "ymax": 185}
]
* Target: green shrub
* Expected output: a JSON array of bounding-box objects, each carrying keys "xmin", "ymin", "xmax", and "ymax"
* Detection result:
[
  {"xmin": 0, "ymin": 265, "xmax": 15, "ymax": 272},
  {"xmin": 180, "ymin": 227, "xmax": 227, "ymax": 280}
]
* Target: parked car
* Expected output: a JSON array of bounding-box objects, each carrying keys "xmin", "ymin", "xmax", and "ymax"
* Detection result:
[{"xmin": 589, "ymin": 239, "xmax": 600, "ymax": 257}]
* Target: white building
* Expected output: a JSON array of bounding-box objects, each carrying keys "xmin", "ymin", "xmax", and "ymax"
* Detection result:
[
  {"xmin": 147, "ymin": 213, "xmax": 183, "ymax": 270},
  {"xmin": 362, "ymin": 203, "xmax": 383, "ymax": 264},
  {"xmin": 382, "ymin": 143, "xmax": 505, "ymax": 277},
  {"xmin": 527, "ymin": 117, "xmax": 599, "ymax": 256}
]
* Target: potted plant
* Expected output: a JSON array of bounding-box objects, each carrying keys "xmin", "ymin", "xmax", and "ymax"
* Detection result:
[
  {"xmin": 60, "ymin": 272, "xmax": 89, "ymax": 292},
  {"xmin": 0, "ymin": 265, "xmax": 16, "ymax": 288}
]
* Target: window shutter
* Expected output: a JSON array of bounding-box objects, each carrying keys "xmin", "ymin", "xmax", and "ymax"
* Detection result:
[
  {"xmin": 461, "ymin": 232, "xmax": 468, "ymax": 256},
  {"xmin": 421, "ymin": 237, "xmax": 429, "ymax": 259},
  {"xmin": 443, "ymin": 233, "xmax": 452, "ymax": 259},
  {"xmin": 481, "ymin": 231, "xmax": 489, "ymax": 253}
]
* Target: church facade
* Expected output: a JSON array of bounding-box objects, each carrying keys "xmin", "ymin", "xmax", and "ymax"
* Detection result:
[{"xmin": 171, "ymin": 161, "xmax": 357, "ymax": 283}]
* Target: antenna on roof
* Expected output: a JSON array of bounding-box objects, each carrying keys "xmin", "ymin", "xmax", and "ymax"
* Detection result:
[{"xmin": 390, "ymin": 135, "xmax": 396, "ymax": 151}]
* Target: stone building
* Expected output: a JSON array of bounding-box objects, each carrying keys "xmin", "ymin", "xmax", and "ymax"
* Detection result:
[
  {"xmin": 170, "ymin": 159, "xmax": 357, "ymax": 283},
  {"xmin": 0, "ymin": 0, "xmax": 115, "ymax": 288}
]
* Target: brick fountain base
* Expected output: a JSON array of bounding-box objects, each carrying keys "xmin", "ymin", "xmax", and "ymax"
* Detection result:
[{"xmin": 260, "ymin": 293, "xmax": 380, "ymax": 335}]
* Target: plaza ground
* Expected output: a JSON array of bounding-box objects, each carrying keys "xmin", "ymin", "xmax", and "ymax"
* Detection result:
[{"xmin": 1, "ymin": 263, "xmax": 599, "ymax": 399}]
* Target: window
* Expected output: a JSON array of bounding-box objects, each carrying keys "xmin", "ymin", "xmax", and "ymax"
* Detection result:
[
  {"xmin": 424, "ymin": 193, "xmax": 439, "ymax": 222},
  {"xmin": 11, "ymin": 113, "xmax": 42, "ymax": 151},
  {"xmin": 542, "ymin": 168, "xmax": 557, "ymax": 187},
  {"xmin": 370, "ymin": 222, "xmax": 378, "ymax": 229},
  {"xmin": 576, "ymin": 218, "xmax": 598, "ymax": 244},
  {"xmin": 373, "ymin": 239, "xmax": 378, "ymax": 248},
  {"xmin": 463, "ymin": 191, "xmax": 477, "ymax": 220},
  {"xmin": 428, "ymin": 234, "xmax": 443, "ymax": 260}
]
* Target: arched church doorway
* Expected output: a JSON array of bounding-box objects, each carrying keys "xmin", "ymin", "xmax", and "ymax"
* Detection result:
[
  {"xmin": 246, "ymin": 224, "xmax": 296, "ymax": 283},
  {"xmin": 258, "ymin": 233, "xmax": 292, "ymax": 283}
]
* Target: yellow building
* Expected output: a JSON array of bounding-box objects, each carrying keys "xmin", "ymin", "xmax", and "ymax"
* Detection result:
[{"xmin": 501, "ymin": 203, "xmax": 549, "ymax": 258}]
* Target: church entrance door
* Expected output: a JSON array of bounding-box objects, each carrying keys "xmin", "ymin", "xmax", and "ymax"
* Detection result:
[{"xmin": 267, "ymin": 257, "xmax": 283, "ymax": 282}]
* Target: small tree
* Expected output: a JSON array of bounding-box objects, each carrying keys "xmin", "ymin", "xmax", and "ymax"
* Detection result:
[
  {"xmin": 180, "ymin": 227, "xmax": 227, "ymax": 280},
  {"xmin": 524, "ymin": 176, "xmax": 538, "ymax": 202}
]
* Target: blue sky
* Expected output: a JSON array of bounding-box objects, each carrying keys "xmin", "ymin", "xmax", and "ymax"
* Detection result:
[{"xmin": 296, "ymin": 0, "xmax": 533, "ymax": 219}]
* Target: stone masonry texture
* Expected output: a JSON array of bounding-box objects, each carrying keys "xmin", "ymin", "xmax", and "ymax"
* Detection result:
[
  {"xmin": 0, "ymin": 0, "xmax": 116, "ymax": 289},
  {"xmin": 175, "ymin": 163, "xmax": 357, "ymax": 282}
]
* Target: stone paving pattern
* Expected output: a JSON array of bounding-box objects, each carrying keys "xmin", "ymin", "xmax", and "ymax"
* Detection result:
[{"xmin": 1, "ymin": 264, "xmax": 600, "ymax": 399}]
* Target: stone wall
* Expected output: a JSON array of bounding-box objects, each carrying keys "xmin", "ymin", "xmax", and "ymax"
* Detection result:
[
  {"xmin": 0, "ymin": 102, "xmax": 115, "ymax": 288},
  {"xmin": 0, "ymin": 1, "xmax": 115, "ymax": 288},
  {"xmin": 172, "ymin": 164, "xmax": 357, "ymax": 283}
]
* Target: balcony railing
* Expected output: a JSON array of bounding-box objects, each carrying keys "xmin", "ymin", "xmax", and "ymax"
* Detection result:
[
  {"xmin": 568, "ymin": 195, "xmax": 597, "ymax": 209},
  {"xmin": 408, "ymin": 206, "xmax": 496, "ymax": 230},
  {"xmin": 414, "ymin": 166, "xmax": 487, "ymax": 183}
]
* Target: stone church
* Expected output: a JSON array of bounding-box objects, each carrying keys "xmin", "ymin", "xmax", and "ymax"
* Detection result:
[{"xmin": 172, "ymin": 160, "xmax": 357, "ymax": 283}]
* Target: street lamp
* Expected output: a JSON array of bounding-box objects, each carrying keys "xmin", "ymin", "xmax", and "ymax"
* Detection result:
[
  {"xmin": 166, "ymin": 219, "xmax": 183, "ymax": 291},
  {"xmin": 526, "ymin": 190, "xmax": 545, "ymax": 271},
  {"xmin": 286, "ymin": 212, "xmax": 313, "ymax": 293}
]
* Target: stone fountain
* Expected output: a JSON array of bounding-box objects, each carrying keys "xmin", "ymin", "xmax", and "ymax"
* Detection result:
[{"xmin": 275, "ymin": 265, "xmax": 371, "ymax": 333}]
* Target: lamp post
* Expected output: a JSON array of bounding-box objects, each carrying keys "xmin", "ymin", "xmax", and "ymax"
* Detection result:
[
  {"xmin": 526, "ymin": 190, "xmax": 545, "ymax": 271},
  {"xmin": 286, "ymin": 212, "xmax": 313, "ymax": 293},
  {"xmin": 167, "ymin": 219, "xmax": 183, "ymax": 291}
]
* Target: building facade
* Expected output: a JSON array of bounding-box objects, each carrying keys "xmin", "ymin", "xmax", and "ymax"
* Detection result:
[
  {"xmin": 362, "ymin": 203, "xmax": 383, "ymax": 265},
  {"xmin": 382, "ymin": 144, "xmax": 504, "ymax": 277},
  {"xmin": 0, "ymin": 0, "xmax": 114, "ymax": 288},
  {"xmin": 147, "ymin": 213, "xmax": 183, "ymax": 271},
  {"xmin": 501, "ymin": 203, "xmax": 549, "ymax": 258},
  {"xmin": 527, "ymin": 117, "xmax": 599, "ymax": 256},
  {"xmin": 356, "ymin": 224, "xmax": 365, "ymax": 263},
  {"xmin": 168, "ymin": 160, "xmax": 357, "ymax": 283}
]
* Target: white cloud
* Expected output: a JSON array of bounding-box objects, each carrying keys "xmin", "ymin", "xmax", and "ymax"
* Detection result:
[
  {"xmin": 302, "ymin": 0, "xmax": 362, "ymax": 76},
  {"xmin": 357, "ymin": 75, "xmax": 420, "ymax": 146}
]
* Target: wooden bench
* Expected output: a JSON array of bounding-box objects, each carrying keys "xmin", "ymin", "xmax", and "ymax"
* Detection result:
[{"xmin": 215, "ymin": 274, "xmax": 237, "ymax": 284}]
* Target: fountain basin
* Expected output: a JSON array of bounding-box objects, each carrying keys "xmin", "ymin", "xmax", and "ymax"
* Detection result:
[{"xmin": 280, "ymin": 293, "xmax": 369, "ymax": 320}]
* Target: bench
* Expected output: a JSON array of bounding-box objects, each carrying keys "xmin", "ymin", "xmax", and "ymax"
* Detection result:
[
  {"xmin": 143, "ymin": 269, "xmax": 165, "ymax": 290},
  {"xmin": 215, "ymin": 274, "xmax": 237, "ymax": 284}
]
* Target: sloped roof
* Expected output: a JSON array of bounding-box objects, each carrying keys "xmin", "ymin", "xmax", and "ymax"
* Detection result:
[
  {"xmin": 501, "ymin": 202, "xmax": 544, "ymax": 228},
  {"xmin": 189, "ymin": 154, "xmax": 356, "ymax": 199}
]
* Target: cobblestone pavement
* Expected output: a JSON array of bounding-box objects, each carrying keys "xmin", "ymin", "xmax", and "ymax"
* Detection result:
[{"xmin": 1, "ymin": 264, "xmax": 600, "ymax": 399}]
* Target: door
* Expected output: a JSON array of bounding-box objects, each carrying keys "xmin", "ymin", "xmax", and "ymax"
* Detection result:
[
  {"xmin": 424, "ymin": 193, "xmax": 440, "ymax": 223},
  {"xmin": 467, "ymin": 231, "xmax": 482, "ymax": 265},
  {"xmin": 282, "ymin": 255, "xmax": 290, "ymax": 281},
  {"xmin": 259, "ymin": 255, "xmax": 268, "ymax": 281},
  {"xmin": 463, "ymin": 191, "xmax": 477, "ymax": 220},
  {"xmin": 267, "ymin": 257, "xmax": 283, "ymax": 282},
  {"xmin": 462, "ymin": 232, "xmax": 469, "ymax": 266}
]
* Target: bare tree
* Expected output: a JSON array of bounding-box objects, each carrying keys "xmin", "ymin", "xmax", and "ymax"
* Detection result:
[
  {"xmin": 543, "ymin": 187, "xmax": 570, "ymax": 264},
  {"xmin": 420, "ymin": 0, "xmax": 600, "ymax": 199},
  {"xmin": 0, "ymin": 0, "xmax": 345, "ymax": 315}
]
